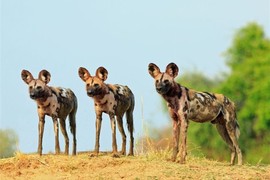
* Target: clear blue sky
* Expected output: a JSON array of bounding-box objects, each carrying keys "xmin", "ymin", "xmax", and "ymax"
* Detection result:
[{"xmin": 1, "ymin": 0, "xmax": 269, "ymax": 154}]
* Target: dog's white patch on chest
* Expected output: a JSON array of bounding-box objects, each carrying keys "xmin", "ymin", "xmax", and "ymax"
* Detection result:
[{"xmin": 61, "ymin": 88, "xmax": 67, "ymax": 97}]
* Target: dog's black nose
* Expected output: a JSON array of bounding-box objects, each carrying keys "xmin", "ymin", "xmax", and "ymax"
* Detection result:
[
  {"xmin": 87, "ymin": 90, "xmax": 94, "ymax": 96},
  {"xmin": 30, "ymin": 93, "xmax": 36, "ymax": 98},
  {"xmin": 156, "ymin": 87, "xmax": 163, "ymax": 93}
]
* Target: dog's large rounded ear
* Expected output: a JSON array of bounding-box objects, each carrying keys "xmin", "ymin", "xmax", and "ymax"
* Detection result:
[
  {"xmin": 38, "ymin": 70, "xmax": 51, "ymax": 84},
  {"xmin": 148, "ymin": 63, "xmax": 161, "ymax": 78},
  {"xmin": 21, "ymin": 70, "xmax": 34, "ymax": 84},
  {"xmin": 96, "ymin": 67, "xmax": 108, "ymax": 81},
  {"xmin": 78, "ymin": 67, "xmax": 91, "ymax": 82},
  {"xmin": 166, "ymin": 63, "xmax": 179, "ymax": 78}
]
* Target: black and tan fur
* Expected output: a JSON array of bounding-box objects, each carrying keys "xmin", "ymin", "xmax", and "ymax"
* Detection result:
[
  {"xmin": 21, "ymin": 70, "xmax": 77, "ymax": 155},
  {"xmin": 148, "ymin": 63, "xmax": 242, "ymax": 165},
  {"xmin": 78, "ymin": 67, "xmax": 135, "ymax": 157}
]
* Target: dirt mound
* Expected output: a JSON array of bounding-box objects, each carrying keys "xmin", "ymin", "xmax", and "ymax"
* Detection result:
[{"xmin": 0, "ymin": 152, "xmax": 269, "ymax": 179}]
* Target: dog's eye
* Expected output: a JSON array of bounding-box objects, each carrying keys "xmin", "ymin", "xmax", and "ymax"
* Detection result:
[
  {"xmin": 37, "ymin": 86, "xmax": 42, "ymax": 90},
  {"xmin": 94, "ymin": 84, "xmax": 99, "ymax": 88},
  {"xmin": 164, "ymin": 80, "xmax": 169, "ymax": 84},
  {"xmin": 86, "ymin": 83, "xmax": 90, "ymax": 87},
  {"xmin": 155, "ymin": 80, "xmax": 159, "ymax": 84},
  {"xmin": 29, "ymin": 86, "xmax": 33, "ymax": 90}
]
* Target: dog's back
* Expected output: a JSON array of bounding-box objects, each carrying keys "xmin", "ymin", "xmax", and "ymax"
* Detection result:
[
  {"xmin": 184, "ymin": 87, "xmax": 223, "ymax": 123},
  {"xmin": 107, "ymin": 84, "xmax": 135, "ymax": 117},
  {"xmin": 50, "ymin": 87, "xmax": 78, "ymax": 118}
]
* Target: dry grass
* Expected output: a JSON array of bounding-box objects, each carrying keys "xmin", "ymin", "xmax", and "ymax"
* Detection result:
[{"xmin": 0, "ymin": 151, "xmax": 269, "ymax": 180}]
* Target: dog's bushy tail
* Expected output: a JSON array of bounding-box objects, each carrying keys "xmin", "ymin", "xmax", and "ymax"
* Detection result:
[
  {"xmin": 69, "ymin": 95, "xmax": 77, "ymax": 135},
  {"xmin": 69, "ymin": 94, "xmax": 77, "ymax": 155},
  {"xmin": 126, "ymin": 91, "xmax": 135, "ymax": 155},
  {"xmin": 126, "ymin": 94, "xmax": 135, "ymax": 133}
]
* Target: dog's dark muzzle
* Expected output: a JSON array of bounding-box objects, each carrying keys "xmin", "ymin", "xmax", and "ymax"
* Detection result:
[
  {"xmin": 29, "ymin": 91, "xmax": 45, "ymax": 100},
  {"xmin": 87, "ymin": 89, "xmax": 95, "ymax": 97},
  {"xmin": 87, "ymin": 88, "xmax": 101, "ymax": 97},
  {"xmin": 156, "ymin": 84, "xmax": 170, "ymax": 95},
  {"xmin": 30, "ymin": 93, "xmax": 36, "ymax": 99}
]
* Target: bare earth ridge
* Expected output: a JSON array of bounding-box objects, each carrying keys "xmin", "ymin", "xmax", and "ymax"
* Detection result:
[{"xmin": 0, "ymin": 152, "xmax": 269, "ymax": 179}]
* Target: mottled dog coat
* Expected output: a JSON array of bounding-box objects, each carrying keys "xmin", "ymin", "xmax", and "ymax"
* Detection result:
[
  {"xmin": 148, "ymin": 63, "xmax": 242, "ymax": 165},
  {"xmin": 21, "ymin": 70, "xmax": 77, "ymax": 155},
  {"xmin": 78, "ymin": 67, "xmax": 135, "ymax": 157}
]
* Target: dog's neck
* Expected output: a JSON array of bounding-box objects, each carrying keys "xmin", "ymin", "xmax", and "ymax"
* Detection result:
[
  {"xmin": 35, "ymin": 87, "xmax": 53, "ymax": 105},
  {"xmin": 92, "ymin": 84, "xmax": 110, "ymax": 103},
  {"xmin": 162, "ymin": 82, "xmax": 182, "ymax": 110},
  {"xmin": 163, "ymin": 82, "xmax": 182, "ymax": 99}
]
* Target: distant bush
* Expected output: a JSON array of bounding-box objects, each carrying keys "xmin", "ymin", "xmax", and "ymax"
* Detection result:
[{"xmin": 0, "ymin": 129, "xmax": 19, "ymax": 158}]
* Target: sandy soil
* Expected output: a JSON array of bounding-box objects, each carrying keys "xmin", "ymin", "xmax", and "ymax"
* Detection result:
[{"xmin": 0, "ymin": 152, "xmax": 269, "ymax": 180}]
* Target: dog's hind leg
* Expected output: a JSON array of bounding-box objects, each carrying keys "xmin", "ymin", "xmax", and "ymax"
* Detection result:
[
  {"xmin": 215, "ymin": 118, "xmax": 236, "ymax": 165},
  {"xmin": 116, "ymin": 115, "xmax": 127, "ymax": 156},
  {"xmin": 225, "ymin": 120, "xmax": 242, "ymax": 165},
  {"xmin": 60, "ymin": 117, "xmax": 69, "ymax": 155},
  {"xmin": 224, "ymin": 100, "xmax": 243, "ymax": 165},
  {"xmin": 215, "ymin": 111, "xmax": 242, "ymax": 165}
]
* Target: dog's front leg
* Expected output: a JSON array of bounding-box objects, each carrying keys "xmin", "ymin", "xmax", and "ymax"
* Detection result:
[
  {"xmin": 179, "ymin": 115, "xmax": 188, "ymax": 164},
  {"xmin": 93, "ymin": 113, "xmax": 102, "ymax": 157},
  {"xmin": 109, "ymin": 113, "xmax": 119, "ymax": 158},
  {"xmin": 52, "ymin": 117, "xmax": 60, "ymax": 154},
  {"xmin": 171, "ymin": 118, "xmax": 180, "ymax": 162},
  {"xmin": 38, "ymin": 114, "xmax": 45, "ymax": 155}
]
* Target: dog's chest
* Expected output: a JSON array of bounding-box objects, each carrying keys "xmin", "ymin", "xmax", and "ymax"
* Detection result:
[
  {"xmin": 38, "ymin": 95, "xmax": 60, "ymax": 117},
  {"xmin": 95, "ymin": 91, "xmax": 117, "ymax": 114}
]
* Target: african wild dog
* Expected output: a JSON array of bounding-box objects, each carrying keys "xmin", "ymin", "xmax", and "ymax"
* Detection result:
[
  {"xmin": 78, "ymin": 66, "xmax": 135, "ymax": 157},
  {"xmin": 21, "ymin": 69, "xmax": 77, "ymax": 155},
  {"xmin": 148, "ymin": 63, "xmax": 242, "ymax": 165}
]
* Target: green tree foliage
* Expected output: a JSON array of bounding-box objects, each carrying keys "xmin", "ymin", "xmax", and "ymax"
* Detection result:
[{"xmin": 0, "ymin": 129, "xmax": 18, "ymax": 158}]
